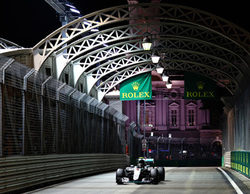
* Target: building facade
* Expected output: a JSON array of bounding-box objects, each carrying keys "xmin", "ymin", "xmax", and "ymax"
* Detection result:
[{"xmin": 120, "ymin": 72, "xmax": 222, "ymax": 161}]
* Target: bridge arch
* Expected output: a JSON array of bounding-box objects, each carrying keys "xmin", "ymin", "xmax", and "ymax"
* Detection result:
[{"xmin": 32, "ymin": 3, "xmax": 250, "ymax": 101}]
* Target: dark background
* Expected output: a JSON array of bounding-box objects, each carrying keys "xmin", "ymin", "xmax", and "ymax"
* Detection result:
[{"xmin": 0, "ymin": 0, "xmax": 249, "ymax": 47}]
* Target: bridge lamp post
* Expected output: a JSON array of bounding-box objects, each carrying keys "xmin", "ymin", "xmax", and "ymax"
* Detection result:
[
  {"xmin": 162, "ymin": 74, "xmax": 169, "ymax": 82},
  {"xmin": 151, "ymin": 51, "xmax": 163, "ymax": 74},
  {"xmin": 156, "ymin": 64, "xmax": 164, "ymax": 74},
  {"xmin": 151, "ymin": 52, "xmax": 160, "ymax": 64},
  {"xmin": 168, "ymin": 133, "xmax": 172, "ymax": 157},
  {"xmin": 166, "ymin": 81, "xmax": 172, "ymax": 89},
  {"xmin": 141, "ymin": 33, "xmax": 153, "ymax": 157},
  {"xmin": 157, "ymin": 136, "xmax": 161, "ymax": 160},
  {"xmin": 142, "ymin": 35, "xmax": 152, "ymax": 51}
]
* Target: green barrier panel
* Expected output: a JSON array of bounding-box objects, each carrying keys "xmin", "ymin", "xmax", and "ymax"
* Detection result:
[{"xmin": 231, "ymin": 151, "xmax": 250, "ymax": 178}]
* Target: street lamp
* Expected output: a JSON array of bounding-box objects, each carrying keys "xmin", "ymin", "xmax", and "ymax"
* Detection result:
[
  {"xmin": 157, "ymin": 136, "xmax": 161, "ymax": 160},
  {"xmin": 162, "ymin": 74, "xmax": 169, "ymax": 82},
  {"xmin": 142, "ymin": 36, "xmax": 152, "ymax": 51},
  {"xmin": 156, "ymin": 64, "xmax": 164, "ymax": 74},
  {"xmin": 166, "ymin": 80, "xmax": 172, "ymax": 89},
  {"xmin": 151, "ymin": 51, "xmax": 160, "ymax": 64},
  {"xmin": 168, "ymin": 133, "xmax": 172, "ymax": 156}
]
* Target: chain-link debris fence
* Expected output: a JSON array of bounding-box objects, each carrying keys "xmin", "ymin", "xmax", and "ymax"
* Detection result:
[{"xmin": 0, "ymin": 56, "xmax": 128, "ymax": 157}]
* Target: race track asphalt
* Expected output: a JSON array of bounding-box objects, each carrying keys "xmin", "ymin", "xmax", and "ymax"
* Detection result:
[{"xmin": 27, "ymin": 167, "xmax": 236, "ymax": 194}]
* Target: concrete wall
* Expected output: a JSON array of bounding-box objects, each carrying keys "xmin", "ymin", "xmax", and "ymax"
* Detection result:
[
  {"xmin": 234, "ymin": 86, "xmax": 250, "ymax": 150},
  {"xmin": 223, "ymin": 85, "xmax": 250, "ymax": 152}
]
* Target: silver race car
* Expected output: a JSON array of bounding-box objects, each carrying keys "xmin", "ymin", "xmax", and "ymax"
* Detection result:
[{"xmin": 116, "ymin": 158, "xmax": 165, "ymax": 184}]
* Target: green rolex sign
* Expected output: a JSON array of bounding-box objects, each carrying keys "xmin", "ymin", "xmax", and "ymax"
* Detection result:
[
  {"xmin": 120, "ymin": 73, "xmax": 152, "ymax": 101},
  {"xmin": 184, "ymin": 73, "xmax": 216, "ymax": 99}
]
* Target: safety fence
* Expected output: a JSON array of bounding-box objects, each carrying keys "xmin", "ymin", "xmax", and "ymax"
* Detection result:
[
  {"xmin": 0, "ymin": 55, "xmax": 128, "ymax": 157},
  {"xmin": 231, "ymin": 151, "xmax": 250, "ymax": 178},
  {"xmin": 127, "ymin": 122, "xmax": 143, "ymax": 164},
  {"xmin": 0, "ymin": 154, "xmax": 129, "ymax": 193},
  {"xmin": 222, "ymin": 151, "xmax": 231, "ymax": 168}
]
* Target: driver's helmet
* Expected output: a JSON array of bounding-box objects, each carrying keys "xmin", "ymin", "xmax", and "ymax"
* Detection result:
[{"xmin": 138, "ymin": 159, "xmax": 145, "ymax": 168}]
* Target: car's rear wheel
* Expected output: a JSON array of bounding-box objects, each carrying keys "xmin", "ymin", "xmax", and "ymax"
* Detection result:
[
  {"xmin": 150, "ymin": 168, "xmax": 159, "ymax": 184},
  {"xmin": 157, "ymin": 167, "xmax": 165, "ymax": 181},
  {"xmin": 116, "ymin": 168, "xmax": 124, "ymax": 184}
]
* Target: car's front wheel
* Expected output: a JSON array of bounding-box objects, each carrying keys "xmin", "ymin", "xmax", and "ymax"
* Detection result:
[
  {"xmin": 157, "ymin": 167, "xmax": 165, "ymax": 181},
  {"xmin": 150, "ymin": 168, "xmax": 159, "ymax": 184},
  {"xmin": 116, "ymin": 168, "xmax": 124, "ymax": 184}
]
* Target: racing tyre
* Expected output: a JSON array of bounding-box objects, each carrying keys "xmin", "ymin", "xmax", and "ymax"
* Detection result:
[
  {"xmin": 157, "ymin": 167, "xmax": 165, "ymax": 181},
  {"xmin": 116, "ymin": 168, "xmax": 124, "ymax": 184},
  {"xmin": 150, "ymin": 168, "xmax": 159, "ymax": 184}
]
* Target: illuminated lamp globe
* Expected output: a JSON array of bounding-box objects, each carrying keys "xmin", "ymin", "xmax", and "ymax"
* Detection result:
[
  {"xmin": 162, "ymin": 74, "xmax": 169, "ymax": 82},
  {"xmin": 142, "ymin": 37, "xmax": 152, "ymax": 51},
  {"xmin": 166, "ymin": 83, "xmax": 172, "ymax": 89},
  {"xmin": 156, "ymin": 64, "xmax": 164, "ymax": 74},
  {"xmin": 152, "ymin": 55, "xmax": 160, "ymax": 64}
]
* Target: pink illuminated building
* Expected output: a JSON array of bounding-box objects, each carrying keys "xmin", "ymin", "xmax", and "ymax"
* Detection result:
[
  {"xmin": 123, "ymin": 71, "xmax": 221, "ymax": 136},
  {"xmin": 105, "ymin": 0, "xmax": 222, "ymax": 161},
  {"xmin": 106, "ymin": 72, "xmax": 222, "ymax": 161}
]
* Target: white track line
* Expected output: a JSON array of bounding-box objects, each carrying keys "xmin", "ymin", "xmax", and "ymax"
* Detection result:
[{"xmin": 217, "ymin": 167, "xmax": 244, "ymax": 194}]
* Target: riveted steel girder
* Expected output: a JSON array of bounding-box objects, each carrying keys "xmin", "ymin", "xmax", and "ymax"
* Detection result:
[
  {"xmin": 33, "ymin": 3, "xmax": 250, "ymax": 65},
  {"xmin": 57, "ymin": 23, "xmax": 248, "ymax": 80},
  {"xmin": 31, "ymin": 3, "xmax": 250, "ymax": 100},
  {"xmin": 83, "ymin": 52, "xmax": 152, "ymax": 93},
  {"xmin": 94, "ymin": 59, "xmax": 238, "ymax": 100},
  {"xmin": 54, "ymin": 23, "xmax": 248, "ymax": 65},
  {"xmin": 69, "ymin": 38, "xmax": 243, "ymax": 94},
  {"xmin": 0, "ymin": 38, "xmax": 22, "ymax": 50}
]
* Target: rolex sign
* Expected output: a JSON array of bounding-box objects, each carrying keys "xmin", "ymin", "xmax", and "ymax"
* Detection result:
[
  {"xmin": 184, "ymin": 73, "xmax": 216, "ymax": 99},
  {"xmin": 120, "ymin": 73, "xmax": 152, "ymax": 101}
]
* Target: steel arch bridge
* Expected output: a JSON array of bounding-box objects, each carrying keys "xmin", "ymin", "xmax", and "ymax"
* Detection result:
[
  {"xmin": 31, "ymin": 3, "xmax": 250, "ymax": 101},
  {"xmin": 0, "ymin": 38, "xmax": 22, "ymax": 50}
]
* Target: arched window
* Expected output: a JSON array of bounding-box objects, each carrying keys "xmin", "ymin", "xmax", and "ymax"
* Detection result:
[
  {"xmin": 169, "ymin": 102, "xmax": 179, "ymax": 128},
  {"xmin": 171, "ymin": 109, "xmax": 177, "ymax": 126},
  {"xmin": 188, "ymin": 109, "xmax": 195, "ymax": 126},
  {"xmin": 186, "ymin": 102, "xmax": 197, "ymax": 128}
]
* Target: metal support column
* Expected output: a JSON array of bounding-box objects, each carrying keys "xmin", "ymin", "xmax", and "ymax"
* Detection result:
[
  {"xmin": 168, "ymin": 133, "xmax": 172, "ymax": 157},
  {"xmin": 101, "ymin": 104, "xmax": 108, "ymax": 153},
  {"xmin": 137, "ymin": 100, "xmax": 140, "ymax": 133},
  {"xmin": 157, "ymin": 136, "xmax": 160, "ymax": 160},
  {"xmin": 0, "ymin": 58, "xmax": 14, "ymax": 157},
  {"xmin": 143, "ymin": 100, "xmax": 146, "ymax": 157},
  {"xmin": 181, "ymin": 137, "xmax": 185, "ymax": 159},
  {"xmin": 77, "ymin": 93, "xmax": 86, "ymax": 152},
  {"xmin": 41, "ymin": 76, "xmax": 52, "ymax": 154},
  {"xmin": 22, "ymin": 69, "xmax": 35, "ymax": 155},
  {"xmin": 68, "ymin": 89, "xmax": 77, "ymax": 151},
  {"xmin": 0, "ymin": 84, "xmax": 2, "ymax": 157},
  {"xmin": 56, "ymin": 83, "xmax": 66, "ymax": 153},
  {"xmin": 1, "ymin": 58, "xmax": 14, "ymax": 85}
]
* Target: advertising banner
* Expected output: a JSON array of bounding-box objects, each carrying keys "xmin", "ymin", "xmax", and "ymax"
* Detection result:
[
  {"xmin": 184, "ymin": 73, "xmax": 216, "ymax": 99},
  {"xmin": 120, "ymin": 73, "xmax": 152, "ymax": 101}
]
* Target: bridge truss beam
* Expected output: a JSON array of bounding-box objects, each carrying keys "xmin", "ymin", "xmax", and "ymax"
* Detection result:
[{"xmin": 30, "ymin": 3, "xmax": 250, "ymax": 100}]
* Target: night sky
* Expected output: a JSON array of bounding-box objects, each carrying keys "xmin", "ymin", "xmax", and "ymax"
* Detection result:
[{"xmin": 0, "ymin": 0, "xmax": 249, "ymax": 48}]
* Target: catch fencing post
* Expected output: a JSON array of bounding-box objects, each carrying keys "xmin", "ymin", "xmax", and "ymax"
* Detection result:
[
  {"xmin": 101, "ymin": 104, "xmax": 108, "ymax": 153},
  {"xmin": 22, "ymin": 69, "xmax": 35, "ymax": 155},
  {"xmin": 0, "ymin": 84, "xmax": 2, "ymax": 157},
  {"xmin": 0, "ymin": 59, "xmax": 14, "ymax": 157},
  {"xmin": 56, "ymin": 83, "xmax": 66, "ymax": 153},
  {"xmin": 41, "ymin": 76, "xmax": 52, "ymax": 154}
]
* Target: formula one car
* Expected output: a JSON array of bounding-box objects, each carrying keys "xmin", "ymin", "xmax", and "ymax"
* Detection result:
[{"xmin": 116, "ymin": 158, "xmax": 165, "ymax": 184}]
